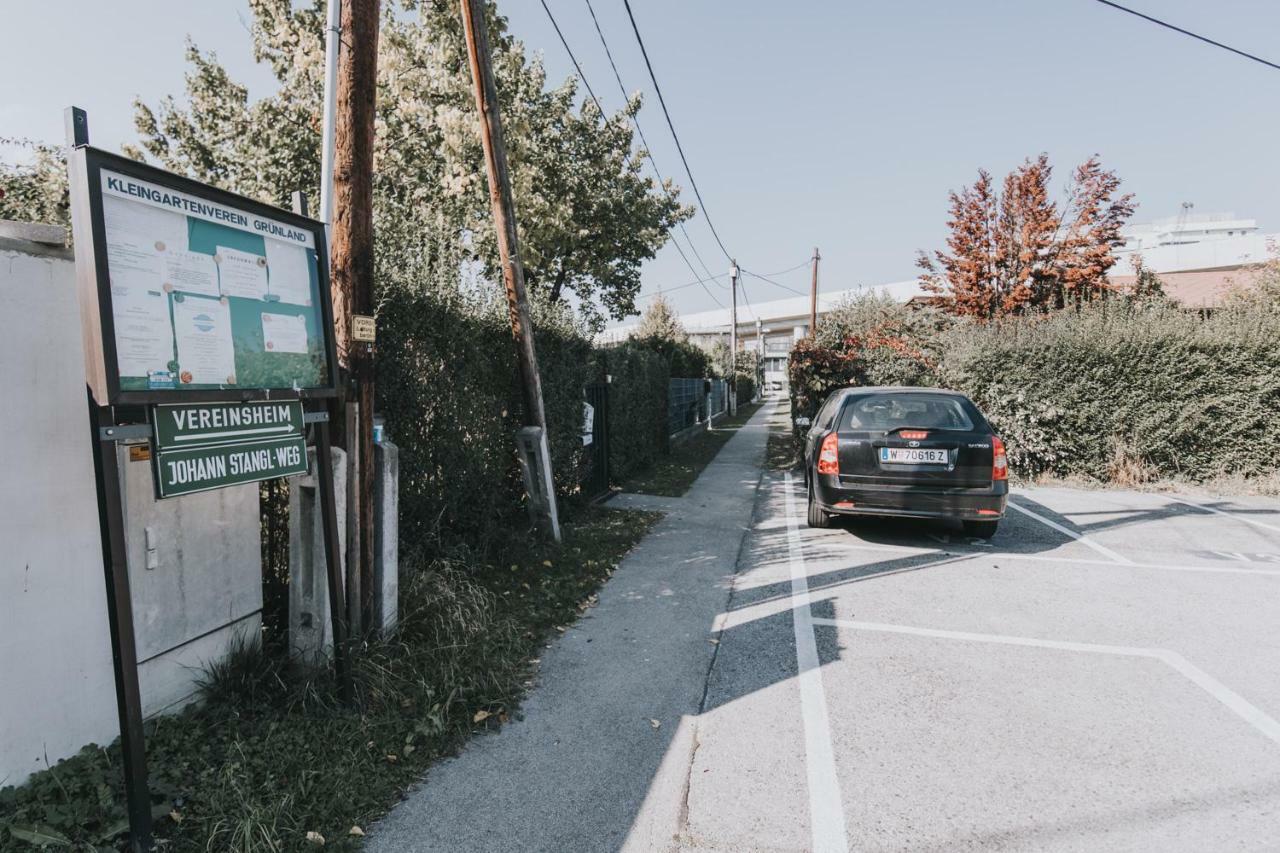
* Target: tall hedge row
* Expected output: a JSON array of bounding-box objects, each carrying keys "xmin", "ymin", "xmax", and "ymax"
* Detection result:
[
  {"xmin": 595, "ymin": 342, "xmax": 670, "ymax": 482},
  {"xmin": 789, "ymin": 294, "xmax": 1280, "ymax": 483},
  {"xmin": 376, "ymin": 288, "xmax": 594, "ymax": 555},
  {"xmin": 938, "ymin": 301, "xmax": 1280, "ymax": 479}
]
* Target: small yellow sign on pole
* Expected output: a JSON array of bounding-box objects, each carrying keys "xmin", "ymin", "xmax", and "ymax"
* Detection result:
[{"xmin": 352, "ymin": 314, "xmax": 377, "ymax": 343}]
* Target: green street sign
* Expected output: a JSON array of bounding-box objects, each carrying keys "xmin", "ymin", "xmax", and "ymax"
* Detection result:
[
  {"xmin": 149, "ymin": 400, "xmax": 308, "ymax": 498},
  {"xmin": 152, "ymin": 400, "xmax": 304, "ymax": 449}
]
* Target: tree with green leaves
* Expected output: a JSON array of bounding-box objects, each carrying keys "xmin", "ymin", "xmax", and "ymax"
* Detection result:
[
  {"xmin": 125, "ymin": 0, "xmax": 689, "ymax": 328},
  {"xmin": 0, "ymin": 139, "xmax": 70, "ymax": 230}
]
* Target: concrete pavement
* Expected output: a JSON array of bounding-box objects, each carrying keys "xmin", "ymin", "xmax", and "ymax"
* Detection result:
[
  {"xmin": 368, "ymin": 401, "xmax": 779, "ymax": 852},
  {"xmin": 370, "ymin": 401, "xmax": 1280, "ymax": 852}
]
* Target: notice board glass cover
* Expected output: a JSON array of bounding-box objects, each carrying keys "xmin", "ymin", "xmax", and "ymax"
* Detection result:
[{"xmin": 72, "ymin": 147, "xmax": 338, "ymax": 403}]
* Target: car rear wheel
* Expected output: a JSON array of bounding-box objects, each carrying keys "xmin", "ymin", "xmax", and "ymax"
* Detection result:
[
  {"xmin": 807, "ymin": 482, "xmax": 831, "ymax": 529},
  {"xmin": 962, "ymin": 519, "xmax": 999, "ymax": 539}
]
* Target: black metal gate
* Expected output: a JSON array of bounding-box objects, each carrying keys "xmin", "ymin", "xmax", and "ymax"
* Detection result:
[{"xmin": 582, "ymin": 382, "xmax": 610, "ymax": 500}]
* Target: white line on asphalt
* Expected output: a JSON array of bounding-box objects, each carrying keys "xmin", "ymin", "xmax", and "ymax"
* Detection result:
[
  {"xmin": 1006, "ymin": 498, "xmax": 1135, "ymax": 564},
  {"xmin": 822, "ymin": 539, "xmax": 1280, "ymax": 576},
  {"xmin": 782, "ymin": 472, "xmax": 849, "ymax": 853},
  {"xmin": 1165, "ymin": 494, "xmax": 1280, "ymax": 535},
  {"xmin": 813, "ymin": 618, "xmax": 1280, "ymax": 749}
]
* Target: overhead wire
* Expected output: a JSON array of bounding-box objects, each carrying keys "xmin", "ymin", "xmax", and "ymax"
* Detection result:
[
  {"xmin": 1091, "ymin": 0, "xmax": 1280, "ymax": 71},
  {"xmin": 582, "ymin": 0, "xmax": 724, "ymax": 287},
  {"xmin": 622, "ymin": 0, "xmax": 736, "ymax": 263},
  {"xmin": 538, "ymin": 0, "xmax": 723, "ymax": 308}
]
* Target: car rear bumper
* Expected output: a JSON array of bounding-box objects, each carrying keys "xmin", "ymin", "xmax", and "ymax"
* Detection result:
[{"xmin": 813, "ymin": 476, "xmax": 1008, "ymax": 520}]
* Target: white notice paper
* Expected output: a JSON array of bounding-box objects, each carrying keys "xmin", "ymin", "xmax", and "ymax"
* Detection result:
[
  {"xmin": 265, "ymin": 238, "xmax": 313, "ymax": 306},
  {"xmin": 215, "ymin": 245, "xmax": 269, "ymax": 300},
  {"xmin": 162, "ymin": 249, "xmax": 219, "ymax": 297},
  {"xmin": 261, "ymin": 312, "xmax": 310, "ymax": 354},
  {"xmin": 111, "ymin": 286, "xmax": 174, "ymax": 379},
  {"xmin": 103, "ymin": 195, "xmax": 188, "ymax": 250},
  {"xmin": 173, "ymin": 296, "xmax": 237, "ymax": 385},
  {"xmin": 106, "ymin": 232, "xmax": 164, "ymax": 296}
]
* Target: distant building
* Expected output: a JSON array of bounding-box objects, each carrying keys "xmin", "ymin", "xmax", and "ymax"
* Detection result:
[{"xmin": 1112, "ymin": 211, "xmax": 1275, "ymax": 307}]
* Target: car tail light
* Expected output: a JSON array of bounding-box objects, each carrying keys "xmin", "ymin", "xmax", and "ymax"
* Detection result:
[
  {"xmin": 817, "ymin": 432, "xmax": 840, "ymax": 475},
  {"xmin": 899, "ymin": 430, "xmax": 929, "ymax": 440},
  {"xmin": 992, "ymin": 436, "xmax": 1008, "ymax": 481}
]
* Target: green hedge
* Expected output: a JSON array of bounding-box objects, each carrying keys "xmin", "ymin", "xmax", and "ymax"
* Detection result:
[
  {"xmin": 376, "ymin": 282, "xmax": 593, "ymax": 555},
  {"xmin": 938, "ymin": 301, "xmax": 1280, "ymax": 479},
  {"xmin": 788, "ymin": 294, "xmax": 1280, "ymax": 483},
  {"xmin": 595, "ymin": 342, "xmax": 669, "ymax": 482}
]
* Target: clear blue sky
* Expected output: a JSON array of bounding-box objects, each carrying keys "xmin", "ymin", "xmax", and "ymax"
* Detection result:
[{"xmin": 5, "ymin": 0, "xmax": 1280, "ymax": 320}]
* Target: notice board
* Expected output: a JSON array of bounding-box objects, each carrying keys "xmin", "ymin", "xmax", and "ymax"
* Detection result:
[{"xmin": 68, "ymin": 147, "xmax": 338, "ymax": 404}]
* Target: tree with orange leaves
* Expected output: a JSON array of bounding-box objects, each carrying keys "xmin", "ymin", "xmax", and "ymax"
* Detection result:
[{"xmin": 918, "ymin": 154, "xmax": 1134, "ymax": 318}]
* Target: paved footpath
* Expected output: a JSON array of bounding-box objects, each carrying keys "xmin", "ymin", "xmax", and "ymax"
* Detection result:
[{"xmin": 368, "ymin": 401, "xmax": 780, "ymax": 853}]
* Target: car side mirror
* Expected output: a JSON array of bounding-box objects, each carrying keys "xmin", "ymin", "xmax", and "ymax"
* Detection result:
[{"xmin": 795, "ymin": 416, "xmax": 811, "ymax": 429}]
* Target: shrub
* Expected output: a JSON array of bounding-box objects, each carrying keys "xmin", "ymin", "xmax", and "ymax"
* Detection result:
[
  {"xmin": 594, "ymin": 342, "xmax": 669, "ymax": 483},
  {"xmin": 375, "ymin": 236, "xmax": 594, "ymax": 556},
  {"xmin": 787, "ymin": 291, "xmax": 1280, "ymax": 484},
  {"xmin": 938, "ymin": 300, "xmax": 1280, "ymax": 479}
]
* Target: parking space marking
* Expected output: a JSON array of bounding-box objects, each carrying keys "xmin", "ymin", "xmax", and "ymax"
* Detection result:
[
  {"xmin": 813, "ymin": 618, "xmax": 1280, "ymax": 749},
  {"xmin": 1007, "ymin": 498, "xmax": 1135, "ymax": 564},
  {"xmin": 1166, "ymin": 495, "xmax": 1280, "ymax": 536},
  {"xmin": 828, "ymin": 541, "xmax": 1280, "ymax": 577},
  {"xmin": 782, "ymin": 472, "xmax": 850, "ymax": 853}
]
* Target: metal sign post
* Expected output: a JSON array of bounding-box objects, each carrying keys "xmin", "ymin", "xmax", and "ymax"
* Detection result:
[{"xmin": 65, "ymin": 107, "xmax": 351, "ymax": 849}]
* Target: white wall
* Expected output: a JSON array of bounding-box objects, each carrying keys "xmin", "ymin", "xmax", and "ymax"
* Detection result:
[
  {"xmin": 0, "ymin": 238, "xmax": 117, "ymax": 787},
  {"xmin": 0, "ymin": 233, "xmax": 262, "ymax": 787}
]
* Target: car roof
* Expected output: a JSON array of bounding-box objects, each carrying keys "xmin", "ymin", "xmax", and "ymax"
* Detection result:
[{"xmin": 832, "ymin": 386, "xmax": 970, "ymax": 398}]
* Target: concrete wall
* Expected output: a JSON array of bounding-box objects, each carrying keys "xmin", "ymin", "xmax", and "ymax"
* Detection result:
[
  {"xmin": 0, "ymin": 229, "xmax": 262, "ymax": 786},
  {"xmin": 0, "ymin": 236, "xmax": 117, "ymax": 787}
]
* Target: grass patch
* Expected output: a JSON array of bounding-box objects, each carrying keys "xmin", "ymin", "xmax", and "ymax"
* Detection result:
[
  {"xmin": 0, "ymin": 506, "xmax": 658, "ymax": 852},
  {"xmin": 622, "ymin": 402, "xmax": 763, "ymax": 496}
]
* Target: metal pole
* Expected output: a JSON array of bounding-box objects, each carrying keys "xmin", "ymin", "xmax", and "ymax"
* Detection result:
[
  {"xmin": 67, "ymin": 105, "xmax": 151, "ymax": 853},
  {"xmin": 89, "ymin": 404, "xmax": 153, "ymax": 853},
  {"xmin": 729, "ymin": 259, "xmax": 738, "ymax": 415},
  {"xmin": 318, "ymin": 0, "xmax": 342, "ymax": 240},
  {"xmin": 809, "ymin": 246, "xmax": 820, "ymax": 338},
  {"xmin": 460, "ymin": 0, "xmax": 560, "ymax": 541}
]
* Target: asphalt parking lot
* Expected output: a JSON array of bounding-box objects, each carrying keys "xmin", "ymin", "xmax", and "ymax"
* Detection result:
[{"xmin": 695, "ymin": 473, "xmax": 1280, "ymax": 852}]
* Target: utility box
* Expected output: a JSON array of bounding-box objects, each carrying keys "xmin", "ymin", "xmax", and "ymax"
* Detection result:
[{"xmin": 118, "ymin": 444, "xmax": 262, "ymax": 716}]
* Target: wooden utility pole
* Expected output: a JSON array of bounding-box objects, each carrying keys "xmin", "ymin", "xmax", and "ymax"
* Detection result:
[
  {"xmin": 460, "ymin": 0, "xmax": 560, "ymax": 540},
  {"xmin": 330, "ymin": 0, "xmax": 380, "ymax": 633},
  {"xmin": 460, "ymin": 0, "xmax": 551, "ymax": 435},
  {"xmin": 729, "ymin": 259, "xmax": 739, "ymax": 415},
  {"xmin": 809, "ymin": 246, "xmax": 820, "ymax": 337}
]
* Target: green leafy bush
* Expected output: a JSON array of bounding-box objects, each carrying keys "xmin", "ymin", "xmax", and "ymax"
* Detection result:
[
  {"xmin": 594, "ymin": 342, "xmax": 669, "ymax": 482},
  {"xmin": 788, "ymin": 291, "xmax": 1280, "ymax": 483}
]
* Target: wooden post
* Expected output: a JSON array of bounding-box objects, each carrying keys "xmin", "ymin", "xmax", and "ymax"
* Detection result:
[
  {"xmin": 330, "ymin": 0, "xmax": 380, "ymax": 630},
  {"xmin": 809, "ymin": 246, "xmax": 820, "ymax": 338},
  {"xmin": 729, "ymin": 260, "xmax": 739, "ymax": 415},
  {"xmin": 460, "ymin": 0, "xmax": 561, "ymax": 541}
]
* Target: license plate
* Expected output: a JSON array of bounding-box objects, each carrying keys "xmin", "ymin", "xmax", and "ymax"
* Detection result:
[{"xmin": 880, "ymin": 447, "xmax": 948, "ymax": 465}]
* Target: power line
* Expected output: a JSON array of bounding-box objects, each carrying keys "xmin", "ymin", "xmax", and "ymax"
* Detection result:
[
  {"xmin": 742, "ymin": 268, "xmax": 806, "ymax": 296},
  {"xmin": 636, "ymin": 271, "xmax": 729, "ymax": 300},
  {"xmin": 622, "ymin": 0, "xmax": 735, "ymax": 262},
  {"xmin": 539, "ymin": 0, "xmax": 722, "ymax": 308},
  {"xmin": 1091, "ymin": 0, "xmax": 1280, "ymax": 71},
  {"xmin": 583, "ymin": 0, "xmax": 723, "ymax": 286},
  {"xmin": 757, "ymin": 258, "xmax": 813, "ymax": 277},
  {"xmin": 539, "ymin": 0, "xmax": 607, "ymax": 117}
]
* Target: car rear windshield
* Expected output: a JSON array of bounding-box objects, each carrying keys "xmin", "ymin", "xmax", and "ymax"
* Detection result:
[{"xmin": 842, "ymin": 393, "xmax": 976, "ymax": 431}]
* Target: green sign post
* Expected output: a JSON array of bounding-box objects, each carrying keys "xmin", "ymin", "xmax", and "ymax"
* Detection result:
[{"xmin": 149, "ymin": 400, "xmax": 308, "ymax": 498}]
